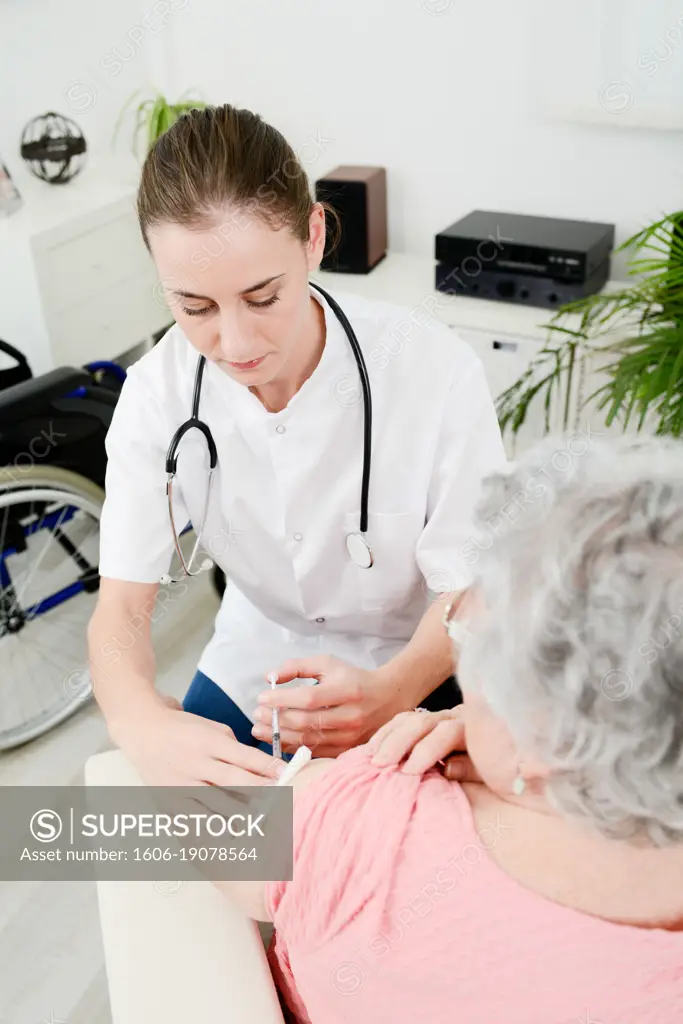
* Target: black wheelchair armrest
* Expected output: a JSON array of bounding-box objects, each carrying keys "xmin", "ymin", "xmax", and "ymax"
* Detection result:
[{"xmin": 0, "ymin": 367, "xmax": 92, "ymax": 422}]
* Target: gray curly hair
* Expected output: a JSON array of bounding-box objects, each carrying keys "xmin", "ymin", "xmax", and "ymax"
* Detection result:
[{"xmin": 457, "ymin": 432, "xmax": 683, "ymax": 847}]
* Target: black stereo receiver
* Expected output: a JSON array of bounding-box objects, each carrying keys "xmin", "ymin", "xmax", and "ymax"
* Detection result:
[{"xmin": 435, "ymin": 210, "xmax": 615, "ymax": 309}]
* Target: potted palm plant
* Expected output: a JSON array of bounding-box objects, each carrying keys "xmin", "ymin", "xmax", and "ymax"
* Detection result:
[
  {"xmin": 114, "ymin": 89, "xmax": 207, "ymax": 157},
  {"xmin": 496, "ymin": 212, "xmax": 683, "ymax": 439}
]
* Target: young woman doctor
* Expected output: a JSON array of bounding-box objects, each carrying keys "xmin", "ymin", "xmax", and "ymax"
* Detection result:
[{"xmin": 88, "ymin": 103, "xmax": 507, "ymax": 787}]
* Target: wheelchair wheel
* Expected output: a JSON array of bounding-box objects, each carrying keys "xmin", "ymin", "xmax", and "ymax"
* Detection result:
[{"xmin": 0, "ymin": 464, "xmax": 104, "ymax": 751}]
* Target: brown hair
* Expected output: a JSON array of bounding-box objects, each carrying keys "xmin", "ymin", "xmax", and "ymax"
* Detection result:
[{"xmin": 137, "ymin": 103, "xmax": 338, "ymax": 252}]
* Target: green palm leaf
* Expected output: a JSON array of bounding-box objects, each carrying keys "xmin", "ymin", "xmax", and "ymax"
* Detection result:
[{"xmin": 501, "ymin": 210, "xmax": 683, "ymax": 441}]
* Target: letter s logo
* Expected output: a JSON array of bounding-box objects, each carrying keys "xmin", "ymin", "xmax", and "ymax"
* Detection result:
[{"xmin": 30, "ymin": 809, "xmax": 63, "ymax": 843}]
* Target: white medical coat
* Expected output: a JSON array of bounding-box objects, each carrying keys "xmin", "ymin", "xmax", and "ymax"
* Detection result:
[{"xmin": 98, "ymin": 286, "xmax": 507, "ymax": 719}]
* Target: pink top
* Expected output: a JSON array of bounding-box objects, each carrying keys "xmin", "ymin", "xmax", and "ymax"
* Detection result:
[{"xmin": 265, "ymin": 745, "xmax": 683, "ymax": 1024}]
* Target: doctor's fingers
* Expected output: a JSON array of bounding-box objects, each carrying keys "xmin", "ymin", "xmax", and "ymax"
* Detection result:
[
  {"xmin": 252, "ymin": 722, "xmax": 359, "ymax": 756},
  {"xmin": 198, "ymin": 760, "xmax": 284, "ymax": 789},
  {"xmin": 271, "ymin": 703, "xmax": 363, "ymax": 735},
  {"xmin": 190, "ymin": 716, "xmax": 280, "ymax": 778},
  {"xmin": 258, "ymin": 677, "xmax": 357, "ymax": 711},
  {"xmin": 281, "ymin": 728, "xmax": 359, "ymax": 756},
  {"xmin": 206, "ymin": 734, "xmax": 284, "ymax": 780},
  {"xmin": 268, "ymin": 655, "xmax": 339, "ymax": 685}
]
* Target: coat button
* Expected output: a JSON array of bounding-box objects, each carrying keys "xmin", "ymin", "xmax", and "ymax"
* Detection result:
[
  {"xmin": 276, "ymin": 425, "xmax": 286, "ymax": 434},
  {"xmin": 293, "ymin": 532, "xmax": 303, "ymax": 541},
  {"xmin": 316, "ymin": 617, "xmax": 325, "ymax": 623}
]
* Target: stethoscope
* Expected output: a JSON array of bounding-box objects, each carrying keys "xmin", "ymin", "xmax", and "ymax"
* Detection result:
[{"xmin": 162, "ymin": 281, "xmax": 373, "ymax": 585}]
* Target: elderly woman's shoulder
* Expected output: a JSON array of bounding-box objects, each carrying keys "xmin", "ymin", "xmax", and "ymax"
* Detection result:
[
  {"xmin": 291, "ymin": 742, "xmax": 456, "ymax": 812},
  {"xmin": 270, "ymin": 743, "xmax": 461, "ymax": 946}
]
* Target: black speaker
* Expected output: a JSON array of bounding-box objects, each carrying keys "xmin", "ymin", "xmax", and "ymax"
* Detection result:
[{"xmin": 315, "ymin": 165, "xmax": 387, "ymax": 274}]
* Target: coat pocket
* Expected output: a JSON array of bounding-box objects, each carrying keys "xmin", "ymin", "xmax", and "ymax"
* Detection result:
[{"xmin": 343, "ymin": 510, "xmax": 425, "ymax": 611}]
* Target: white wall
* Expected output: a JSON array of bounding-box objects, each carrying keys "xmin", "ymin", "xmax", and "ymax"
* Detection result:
[
  {"xmin": 154, "ymin": 0, "xmax": 683, "ymax": 278},
  {"xmin": 0, "ymin": 0, "xmax": 166, "ymax": 171},
  {"xmin": 1, "ymin": 0, "xmax": 682, "ymax": 277}
]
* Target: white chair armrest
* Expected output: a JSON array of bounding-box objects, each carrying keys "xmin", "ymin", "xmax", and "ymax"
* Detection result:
[{"xmin": 85, "ymin": 749, "xmax": 285, "ymax": 1024}]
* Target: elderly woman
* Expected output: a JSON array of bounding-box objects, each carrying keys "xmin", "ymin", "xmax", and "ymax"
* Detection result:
[{"xmin": 216, "ymin": 434, "xmax": 683, "ymax": 1023}]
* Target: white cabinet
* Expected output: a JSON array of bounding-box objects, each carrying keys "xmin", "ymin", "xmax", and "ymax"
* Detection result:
[
  {"xmin": 317, "ymin": 252, "xmax": 589, "ymax": 456},
  {"xmin": 454, "ymin": 327, "xmax": 558, "ymax": 457},
  {"xmin": 0, "ymin": 160, "xmax": 171, "ymax": 376}
]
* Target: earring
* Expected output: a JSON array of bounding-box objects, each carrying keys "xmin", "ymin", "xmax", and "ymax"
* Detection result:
[{"xmin": 511, "ymin": 775, "xmax": 526, "ymax": 796}]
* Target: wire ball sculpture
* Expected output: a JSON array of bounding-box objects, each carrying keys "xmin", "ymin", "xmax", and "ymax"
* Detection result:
[{"xmin": 20, "ymin": 112, "xmax": 87, "ymax": 184}]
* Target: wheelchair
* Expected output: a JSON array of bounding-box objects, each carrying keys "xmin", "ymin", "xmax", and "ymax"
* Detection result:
[{"xmin": 0, "ymin": 354, "xmax": 124, "ymax": 751}]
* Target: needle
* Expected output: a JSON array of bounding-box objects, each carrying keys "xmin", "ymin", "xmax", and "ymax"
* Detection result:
[{"xmin": 268, "ymin": 672, "xmax": 282, "ymax": 760}]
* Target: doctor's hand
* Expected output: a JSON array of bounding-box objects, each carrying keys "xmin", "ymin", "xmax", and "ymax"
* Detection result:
[
  {"xmin": 252, "ymin": 655, "xmax": 414, "ymax": 757},
  {"xmin": 111, "ymin": 696, "xmax": 285, "ymax": 788}
]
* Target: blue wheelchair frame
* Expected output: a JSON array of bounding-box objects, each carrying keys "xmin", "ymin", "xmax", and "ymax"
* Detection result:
[
  {"xmin": 0, "ymin": 506, "xmax": 83, "ymax": 619},
  {"xmin": 0, "ymin": 360, "xmax": 126, "ymax": 628}
]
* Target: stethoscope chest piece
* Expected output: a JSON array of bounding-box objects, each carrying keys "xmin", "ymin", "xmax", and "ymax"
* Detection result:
[{"xmin": 346, "ymin": 532, "xmax": 373, "ymax": 569}]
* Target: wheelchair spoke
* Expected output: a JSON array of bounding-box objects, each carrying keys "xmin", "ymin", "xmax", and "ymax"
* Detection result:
[
  {"xmin": 7, "ymin": 505, "xmax": 69, "ymax": 616},
  {"xmin": 52, "ymin": 526, "xmax": 95, "ymax": 575},
  {"xmin": 16, "ymin": 635, "xmax": 49, "ymax": 717},
  {"xmin": 2, "ymin": 635, "xmax": 39, "ymax": 726},
  {"xmin": 0, "ymin": 620, "xmax": 90, "ymax": 737},
  {"xmin": 33, "ymin": 615, "xmax": 91, "ymax": 667},
  {"xmin": 25, "ymin": 635, "xmax": 79, "ymax": 695},
  {"xmin": 0, "ymin": 473, "xmax": 103, "ymax": 750},
  {"xmin": 0, "ymin": 501, "xmax": 56, "ymax": 607}
]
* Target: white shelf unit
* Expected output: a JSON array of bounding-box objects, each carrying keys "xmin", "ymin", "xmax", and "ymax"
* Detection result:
[
  {"xmin": 0, "ymin": 159, "xmax": 171, "ymax": 377},
  {"xmin": 317, "ymin": 252, "xmax": 607, "ymax": 456}
]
